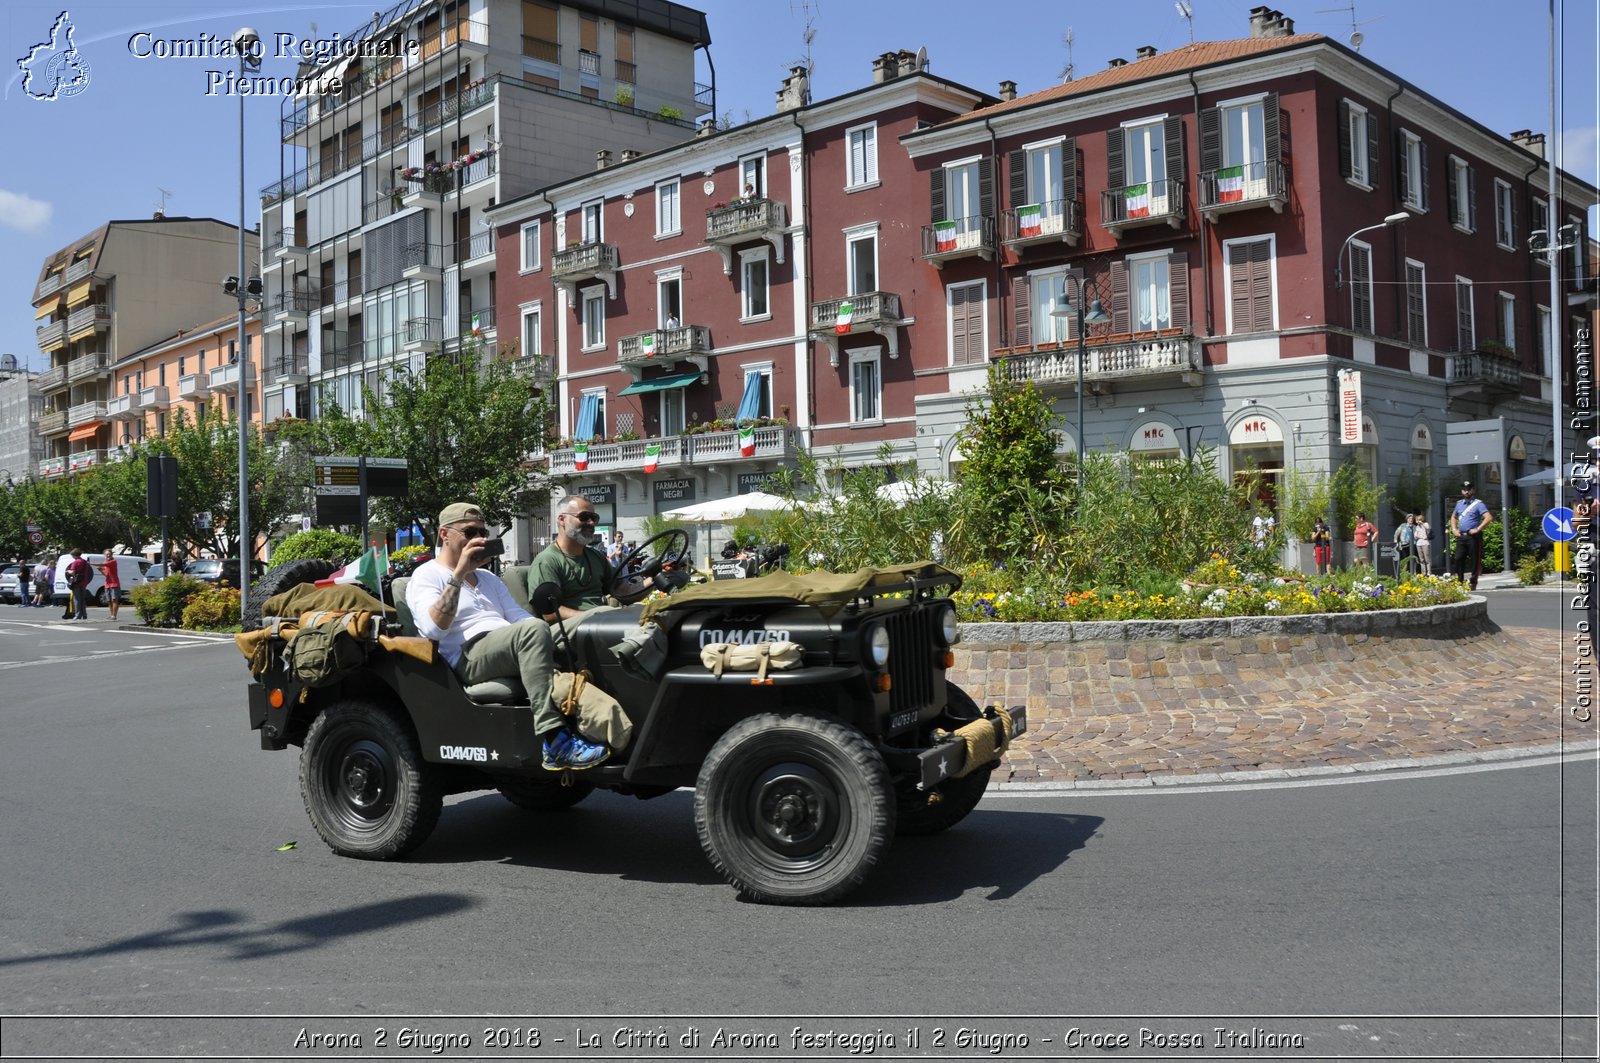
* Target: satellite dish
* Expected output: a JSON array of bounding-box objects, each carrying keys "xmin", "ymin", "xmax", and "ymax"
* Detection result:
[
  {"xmin": 915, "ymin": 46, "xmax": 928, "ymax": 71},
  {"xmin": 0, "ymin": 353, "xmax": 17, "ymax": 372},
  {"xmin": 1350, "ymin": 29, "xmax": 1364, "ymax": 50}
]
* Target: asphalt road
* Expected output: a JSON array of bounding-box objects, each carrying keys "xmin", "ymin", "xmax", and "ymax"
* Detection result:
[
  {"xmin": 1482, "ymin": 585, "xmax": 1582, "ymax": 631},
  {"xmin": 0, "ymin": 616, "xmax": 1594, "ymax": 1061}
]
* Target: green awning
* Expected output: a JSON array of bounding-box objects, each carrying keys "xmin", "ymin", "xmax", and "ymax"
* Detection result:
[{"xmin": 618, "ymin": 370, "xmax": 701, "ymax": 396}]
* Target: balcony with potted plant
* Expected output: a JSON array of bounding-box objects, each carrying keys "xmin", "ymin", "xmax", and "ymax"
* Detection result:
[{"xmin": 705, "ymin": 196, "xmax": 787, "ymax": 274}]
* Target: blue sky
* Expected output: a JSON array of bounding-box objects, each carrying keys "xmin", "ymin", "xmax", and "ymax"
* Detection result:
[{"xmin": 1, "ymin": 0, "xmax": 1595, "ymax": 372}]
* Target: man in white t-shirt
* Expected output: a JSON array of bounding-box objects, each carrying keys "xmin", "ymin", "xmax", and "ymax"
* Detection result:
[{"xmin": 406, "ymin": 501, "xmax": 609, "ymax": 771}]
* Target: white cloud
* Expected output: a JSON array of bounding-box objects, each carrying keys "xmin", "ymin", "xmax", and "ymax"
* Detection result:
[{"xmin": 0, "ymin": 189, "xmax": 52, "ymax": 232}]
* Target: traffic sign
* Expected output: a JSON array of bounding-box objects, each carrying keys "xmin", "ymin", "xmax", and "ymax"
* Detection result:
[
  {"xmin": 28, "ymin": 531, "xmax": 43, "ymax": 546},
  {"xmin": 1544, "ymin": 507, "xmax": 1576, "ymax": 543}
]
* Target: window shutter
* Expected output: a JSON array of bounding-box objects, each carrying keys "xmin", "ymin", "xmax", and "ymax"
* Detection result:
[
  {"xmin": 979, "ymin": 156, "xmax": 994, "ymax": 220},
  {"xmin": 959, "ymin": 284, "xmax": 985, "ymax": 365},
  {"xmin": 1351, "ymin": 245, "xmax": 1372, "ymax": 332},
  {"xmin": 1110, "ymin": 262, "xmax": 1129, "ymax": 334},
  {"xmin": 1200, "ymin": 106, "xmax": 1221, "ymax": 173},
  {"xmin": 1406, "ymin": 263, "xmax": 1425, "ymax": 344},
  {"xmin": 1250, "ymin": 241, "xmax": 1273, "ymax": 332},
  {"xmin": 1466, "ymin": 167, "xmax": 1477, "ymax": 232},
  {"xmin": 1169, "ymin": 251, "xmax": 1189, "ymax": 331},
  {"xmin": 1106, "ymin": 128, "xmax": 1125, "ymax": 190},
  {"xmin": 1365, "ymin": 113, "xmax": 1379, "ymax": 190},
  {"xmin": 1012, "ymin": 276, "xmax": 1031, "ymax": 347},
  {"xmin": 1008, "ymin": 148, "xmax": 1026, "ymax": 207},
  {"xmin": 950, "ymin": 285, "xmax": 968, "ymax": 365},
  {"xmin": 1456, "ymin": 281, "xmax": 1473, "ymax": 351},
  {"xmin": 1229, "ymin": 243, "xmax": 1252, "ymax": 333},
  {"xmin": 1263, "ymin": 91, "xmax": 1280, "ymax": 162},
  {"xmin": 1508, "ymin": 192, "xmax": 1515, "ymax": 244},
  {"xmin": 1447, "ymin": 162, "xmax": 1459, "ymax": 223},
  {"xmin": 1396, "ymin": 131, "xmax": 1409, "ymax": 200},
  {"xmin": 1418, "ymin": 140, "xmax": 1430, "ymax": 210},
  {"xmin": 1337, "ymin": 100, "xmax": 1352, "ymax": 179},
  {"xmin": 1063, "ymin": 137, "xmax": 1078, "ymax": 206},
  {"xmin": 930, "ymin": 168, "xmax": 945, "ymax": 224},
  {"xmin": 1164, "ymin": 116, "xmax": 1184, "ymax": 181}
]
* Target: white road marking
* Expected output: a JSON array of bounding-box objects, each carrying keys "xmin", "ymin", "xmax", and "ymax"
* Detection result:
[{"xmin": 0, "ymin": 640, "xmax": 224, "ymax": 670}]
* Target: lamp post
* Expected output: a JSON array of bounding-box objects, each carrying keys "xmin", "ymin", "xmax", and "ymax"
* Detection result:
[
  {"xmin": 1051, "ymin": 275, "xmax": 1110, "ymax": 492},
  {"xmin": 1334, "ymin": 211, "xmax": 1409, "ymax": 290},
  {"xmin": 233, "ymin": 28, "xmax": 261, "ymax": 581}
]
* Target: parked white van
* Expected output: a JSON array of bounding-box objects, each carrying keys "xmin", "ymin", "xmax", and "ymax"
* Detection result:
[{"xmin": 53, "ymin": 554, "xmax": 150, "ymax": 605}]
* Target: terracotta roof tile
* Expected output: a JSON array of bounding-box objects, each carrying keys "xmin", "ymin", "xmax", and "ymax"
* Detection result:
[{"xmin": 947, "ymin": 34, "xmax": 1325, "ymax": 126}]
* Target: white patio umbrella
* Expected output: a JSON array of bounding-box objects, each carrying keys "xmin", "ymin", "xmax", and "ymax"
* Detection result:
[
  {"xmin": 661, "ymin": 491, "xmax": 804, "ymax": 569},
  {"xmin": 875, "ymin": 478, "xmax": 955, "ymax": 505}
]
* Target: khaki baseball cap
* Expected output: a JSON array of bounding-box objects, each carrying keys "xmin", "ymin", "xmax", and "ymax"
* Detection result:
[{"xmin": 438, "ymin": 502, "xmax": 485, "ymax": 527}]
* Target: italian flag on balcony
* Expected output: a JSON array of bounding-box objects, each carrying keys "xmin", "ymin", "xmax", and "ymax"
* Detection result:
[
  {"xmin": 470, "ymin": 312, "xmax": 482, "ymax": 337},
  {"xmin": 643, "ymin": 442, "xmax": 661, "ymax": 474},
  {"xmin": 738, "ymin": 426, "xmax": 756, "ymax": 457},
  {"xmin": 573, "ymin": 442, "xmax": 589, "ymax": 471},
  {"xmin": 640, "ymin": 333, "xmax": 655, "ymax": 357},
  {"xmin": 1017, "ymin": 203, "xmax": 1042, "ymax": 238},
  {"xmin": 933, "ymin": 219, "xmax": 958, "ymax": 252},
  {"xmin": 835, "ymin": 300, "xmax": 854, "ymax": 335},
  {"xmin": 315, "ymin": 546, "xmax": 384, "ymax": 597},
  {"xmin": 1124, "ymin": 183, "xmax": 1151, "ymax": 218},
  {"xmin": 1216, "ymin": 165, "xmax": 1245, "ymax": 203}
]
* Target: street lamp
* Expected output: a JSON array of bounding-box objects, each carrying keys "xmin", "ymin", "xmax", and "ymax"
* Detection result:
[
  {"xmin": 1051, "ymin": 275, "xmax": 1110, "ymax": 492},
  {"xmin": 233, "ymin": 27, "xmax": 260, "ymax": 582},
  {"xmin": 1334, "ymin": 211, "xmax": 1409, "ymax": 289}
]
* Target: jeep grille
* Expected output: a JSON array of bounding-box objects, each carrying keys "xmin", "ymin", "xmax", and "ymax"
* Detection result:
[{"xmin": 885, "ymin": 608, "xmax": 935, "ymax": 713}]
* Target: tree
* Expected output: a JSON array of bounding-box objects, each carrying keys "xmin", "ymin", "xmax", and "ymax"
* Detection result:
[{"xmin": 278, "ymin": 348, "xmax": 557, "ymax": 544}]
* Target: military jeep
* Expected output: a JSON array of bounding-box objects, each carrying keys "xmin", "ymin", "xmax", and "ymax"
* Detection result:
[{"xmin": 243, "ymin": 533, "xmax": 1025, "ymax": 905}]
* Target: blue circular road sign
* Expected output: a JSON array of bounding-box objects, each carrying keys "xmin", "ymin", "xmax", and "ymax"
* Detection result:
[{"xmin": 1544, "ymin": 507, "xmax": 1576, "ymax": 543}]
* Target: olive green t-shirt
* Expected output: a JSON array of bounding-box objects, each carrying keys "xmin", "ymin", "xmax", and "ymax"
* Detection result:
[{"xmin": 526, "ymin": 543, "xmax": 614, "ymax": 611}]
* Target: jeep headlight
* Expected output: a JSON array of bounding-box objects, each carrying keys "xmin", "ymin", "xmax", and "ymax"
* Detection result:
[
  {"xmin": 863, "ymin": 623, "xmax": 890, "ymax": 668},
  {"xmin": 934, "ymin": 602, "xmax": 959, "ymax": 645}
]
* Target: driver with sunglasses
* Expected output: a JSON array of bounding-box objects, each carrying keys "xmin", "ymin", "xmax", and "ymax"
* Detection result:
[
  {"xmin": 525, "ymin": 494, "xmax": 677, "ymax": 619},
  {"xmin": 406, "ymin": 501, "xmax": 609, "ymax": 771}
]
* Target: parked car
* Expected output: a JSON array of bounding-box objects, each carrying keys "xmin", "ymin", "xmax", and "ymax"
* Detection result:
[
  {"xmin": 145, "ymin": 563, "xmax": 168, "ymax": 581},
  {"xmin": 52, "ymin": 553, "xmax": 150, "ymax": 605},
  {"xmin": 0, "ymin": 564, "xmax": 25, "ymax": 603},
  {"xmin": 184, "ymin": 558, "xmax": 262, "ymax": 587}
]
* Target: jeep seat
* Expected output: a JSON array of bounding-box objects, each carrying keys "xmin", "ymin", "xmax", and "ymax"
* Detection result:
[
  {"xmin": 502, "ymin": 564, "xmax": 532, "ymax": 615},
  {"xmin": 390, "ymin": 575, "xmax": 528, "ymax": 705}
]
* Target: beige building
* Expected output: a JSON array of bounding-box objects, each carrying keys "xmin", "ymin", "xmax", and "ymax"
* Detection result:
[{"xmin": 31, "ymin": 217, "xmax": 259, "ymax": 478}]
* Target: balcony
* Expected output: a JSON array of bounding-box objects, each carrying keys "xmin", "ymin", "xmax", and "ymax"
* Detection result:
[
  {"xmin": 318, "ymin": 278, "xmax": 363, "ymax": 309},
  {"xmin": 403, "ymin": 318, "xmax": 441, "ymax": 351},
  {"xmin": 320, "ymin": 332, "xmax": 362, "ymax": 372},
  {"xmin": 808, "ymin": 291, "xmax": 907, "ymax": 363},
  {"xmin": 65, "ymin": 258, "xmax": 95, "ymax": 284},
  {"xmin": 552, "ymin": 241, "xmax": 620, "ymax": 298},
  {"xmin": 455, "ymin": 153, "xmax": 497, "ymax": 192},
  {"xmin": 39, "ymin": 456, "xmax": 67, "ymax": 479},
  {"xmin": 177, "ymin": 373, "xmax": 209, "ymax": 400},
  {"xmin": 66, "ymin": 351, "xmax": 108, "ymax": 383},
  {"xmin": 36, "ymin": 364, "xmax": 67, "ymax": 393},
  {"xmin": 1447, "ymin": 347, "xmax": 1522, "ymax": 402},
  {"xmin": 39, "ymin": 409, "xmax": 68, "ymax": 436},
  {"xmin": 705, "ymin": 198, "xmax": 788, "ymax": 274},
  {"xmin": 106, "ymin": 394, "xmax": 136, "ymax": 421},
  {"xmin": 1003, "ymin": 199, "xmax": 1081, "ymax": 249},
  {"xmin": 271, "ymin": 227, "xmax": 309, "ymax": 259},
  {"xmin": 997, "ymin": 332, "xmax": 1203, "ymax": 393},
  {"xmin": 548, "ymin": 425, "xmax": 798, "ymax": 475},
  {"xmin": 67, "ymin": 302, "xmax": 110, "ymax": 337},
  {"xmin": 459, "ymin": 305, "xmax": 496, "ymax": 342},
  {"xmin": 36, "ymin": 319, "xmax": 68, "ymax": 353},
  {"xmin": 270, "ymin": 287, "xmax": 316, "ymax": 326},
  {"xmin": 618, "ymin": 325, "xmax": 713, "ymax": 377},
  {"xmin": 208, "ymin": 363, "xmax": 240, "ymax": 392},
  {"xmin": 273, "ymin": 355, "xmax": 310, "ymax": 386},
  {"xmin": 68, "ymin": 449, "xmax": 108, "ymax": 473},
  {"xmin": 458, "ymin": 230, "xmax": 496, "ymax": 275},
  {"xmin": 401, "ymin": 241, "xmax": 443, "ymax": 279},
  {"xmin": 1100, "ymin": 178, "xmax": 1186, "ymax": 238},
  {"xmin": 69, "ymin": 400, "xmax": 107, "ymax": 427},
  {"xmin": 136, "ymin": 387, "xmax": 170, "ymax": 412},
  {"xmin": 921, "ymin": 216, "xmax": 997, "ymax": 267},
  {"xmin": 37, "ymin": 272, "xmax": 64, "ymax": 298},
  {"xmin": 1198, "ymin": 160, "xmax": 1287, "ymax": 223}
]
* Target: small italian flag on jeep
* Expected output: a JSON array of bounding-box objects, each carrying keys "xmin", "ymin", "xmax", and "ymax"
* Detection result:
[
  {"xmin": 316, "ymin": 547, "xmax": 383, "ymax": 596},
  {"xmin": 573, "ymin": 442, "xmax": 589, "ymax": 471},
  {"xmin": 738, "ymin": 426, "xmax": 756, "ymax": 457},
  {"xmin": 643, "ymin": 442, "xmax": 660, "ymax": 473},
  {"xmin": 835, "ymin": 300, "xmax": 853, "ymax": 334}
]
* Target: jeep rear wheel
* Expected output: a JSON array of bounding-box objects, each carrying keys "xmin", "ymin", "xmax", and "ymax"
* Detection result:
[
  {"xmin": 896, "ymin": 683, "xmax": 996, "ymax": 836},
  {"xmin": 243, "ymin": 559, "xmax": 338, "ymax": 631},
  {"xmin": 300, "ymin": 700, "xmax": 442, "ymax": 860},
  {"xmin": 497, "ymin": 776, "xmax": 594, "ymax": 812},
  {"xmin": 695, "ymin": 713, "xmax": 894, "ymax": 906}
]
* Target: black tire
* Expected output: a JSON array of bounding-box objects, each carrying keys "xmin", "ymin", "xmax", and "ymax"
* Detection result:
[
  {"xmin": 694, "ymin": 713, "xmax": 894, "ymax": 906},
  {"xmin": 896, "ymin": 683, "xmax": 996, "ymax": 837},
  {"xmin": 94, "ymin": 587, "xmax": 108, "ymax": 607},
  {"xmin": 299, "ymin": 700, "xmax": 442, "ymax": 860},
  {"xmin": 497, "ymin": 776, "xmax": 594, "ymax": 812},
  {"xmin": 242, "ymin": 558, "xmax": 337, "ymax": 631}
]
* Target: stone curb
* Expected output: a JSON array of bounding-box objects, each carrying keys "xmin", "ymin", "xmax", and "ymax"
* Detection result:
[
  {"xmin": 991, "ymin": 740, "xmax": 1600, "ymax": 791},
  {"xmin": 959, "ymin": 594, "xmax": 1488, "ymax": 642}
]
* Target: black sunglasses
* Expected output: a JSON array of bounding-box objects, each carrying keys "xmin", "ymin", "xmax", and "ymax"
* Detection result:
[
  {"xmin": 453, "ymin": 526, "xmax": 488, "ymax": 539},
  {"xmin": 566, "ymin": 511, "xmax": 599, "ymax": 522}
]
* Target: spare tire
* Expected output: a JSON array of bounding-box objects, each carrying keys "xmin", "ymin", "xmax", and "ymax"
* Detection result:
[{"xmin": 242, "ymin": 558, "xmax": 337, "ymax": 630}]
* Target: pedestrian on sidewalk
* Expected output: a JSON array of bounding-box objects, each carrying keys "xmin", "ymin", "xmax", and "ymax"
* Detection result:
[
  {"xmin": 97, "ymin": 551, "xmax": 122, "ymax": 621},
  {"xmin": 1311, "ymin": 518, "xmax": 1333, "ymax": 576},
  {"xmin": 32, "ymin": 558, "xmax": 52, "ymax": 608},
  {"xmin": 1352, "ymin": 513, "xmax": 1378, "ymax": 569},
  {"xmin": 1414, "ymin": 513, "xmax": 1433, "ymax": 575},
  {"xmin": 65, "ymin": 549, "xmax": 92, "ymax": 620},
  {"xmin": 1450, "ymin": 482, "xmax": 1493, "ymax": 591},
  {"xmin": 1392, "ymin": 513, "xmax": 1416, "ymax": 575}
]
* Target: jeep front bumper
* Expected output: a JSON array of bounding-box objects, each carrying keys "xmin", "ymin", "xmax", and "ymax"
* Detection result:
[{"xmin": 910, "ymin": 705, "xmax": 1027, "ymax": 790}]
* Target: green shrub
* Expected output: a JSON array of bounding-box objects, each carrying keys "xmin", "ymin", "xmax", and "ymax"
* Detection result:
[
  {"xmin": 1480, "ymin": 507, "xmax": 1536, "ymax": 568},
  {"xmin": 181, "ymin": 585, "xmax": 241, "ymax": 629},
  {"xmin": 130, "ymin": 572, "xmax": 208, "ymax": 626},
  {"xmin": 1515, "ymin": 553, "xmax": 1551, "ymax": 586},
  {"xmin": 656, "ymin": 104, "xmax": 684, "ymax": 121},
  {"xmin": 270, "ymin": 529, "xmax": 361, "ymax": 566}
]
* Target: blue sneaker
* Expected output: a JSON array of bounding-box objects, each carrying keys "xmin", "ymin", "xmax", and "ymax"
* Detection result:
[{"xmin": 541, "ymin": 729, "xmax": 610, "ymax": 771}]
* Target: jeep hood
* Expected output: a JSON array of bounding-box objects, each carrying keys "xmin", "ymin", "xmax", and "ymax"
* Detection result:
[{"xmin": 640, "ymin": 562, "xmax": 959, "ymax": 624}]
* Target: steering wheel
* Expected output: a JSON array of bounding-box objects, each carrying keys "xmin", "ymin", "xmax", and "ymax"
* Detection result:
[{"xmin": 608, "ymin": 528, "xmax": 691, "ymax": 599}]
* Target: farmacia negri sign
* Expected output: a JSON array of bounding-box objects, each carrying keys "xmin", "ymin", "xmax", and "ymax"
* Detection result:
[{"xmin": 127, "ymin": 30, "xmax": 418, "ymax": 96}]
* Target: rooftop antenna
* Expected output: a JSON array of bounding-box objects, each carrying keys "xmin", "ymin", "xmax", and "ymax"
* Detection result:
[
  {"xmin": 155, "ymin": 186, "xmax": 172, "ymax": 215},
  {"xmin": 1315, "ymin": 1, "xmax": 1383, "ymax": 51},
  {"xmin": 1175, "ymin": 0, "xmax": 1194, "ymax": 44},
  {"xmin": 1058, "ymin": 27, "xmax": 1076, "ymax": 83},
  {"xmin": 789, "ymin": 0, "xmax": 817, "ymax": 87}
]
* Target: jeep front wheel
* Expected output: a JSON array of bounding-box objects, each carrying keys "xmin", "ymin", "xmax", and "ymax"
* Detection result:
[
  {"xmin": 896, "ymin": 683, "xmax": 996, "ymax": 836},
  {"xmin": 300, "ymin": 701, "xmax": 442, "ymax": 860},
  {"xmin": 694, "ymin": 713, "xmax": 894, "ymax": 906}
]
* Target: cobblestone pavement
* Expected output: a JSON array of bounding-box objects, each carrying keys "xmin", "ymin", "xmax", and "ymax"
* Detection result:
[{"xmin": 996, "ymin": 624, "xmax": 1591, "ymax": 783}]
